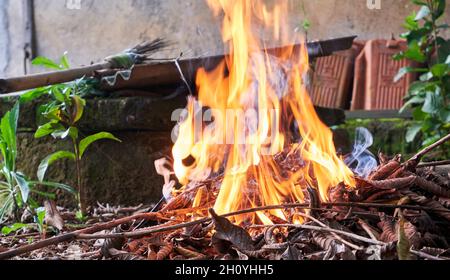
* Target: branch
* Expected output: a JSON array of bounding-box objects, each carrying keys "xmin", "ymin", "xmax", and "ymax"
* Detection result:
[
  {"xmin": 417, "ymin": 160, "xmax": 450, "ymax": 168},
  {"xmin": 405, "ymin": 133, "xmax": 450, "ymax": 169}
]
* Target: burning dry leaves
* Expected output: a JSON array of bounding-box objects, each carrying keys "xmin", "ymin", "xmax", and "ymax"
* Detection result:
[
  {"xmin": 87, "ymin": 149, "xmax": 450, "ymax": 261},
  {"xmin": 1, "ymin": 145, "xmax": 450, "ymax": 260}
]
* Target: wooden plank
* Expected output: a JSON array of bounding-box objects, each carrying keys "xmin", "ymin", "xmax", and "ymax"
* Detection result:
[{"xmin": 97, "ymin": 36, "xmax": 358, "ymax": 91}]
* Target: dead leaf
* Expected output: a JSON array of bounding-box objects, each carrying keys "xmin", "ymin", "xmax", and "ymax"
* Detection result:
[
  {"xmin": 175, "ymin": 246, "xmax": 206, "ymax": 259},
  {"xmin": 154, "ymin": 158, "xmax": 173, "ymax": 186},
  {"xmin": 44, "ymin": 200, "xmax": 64, "ymax": 231},
  {"xmin": 101, "ymin": 225, "xmax": 127, "ymax": 258},
  {"xmin": 109, "ymin": 248, "xmax": 146, "ymax": 260},
  {"xmin": 397, "ymin": 218, "xmax": 412, "ymax": 260},
  {"xmin": 209, "ymin": 209, "xmax": 255, "ymax": 251},
  {"xmin": 369, "ymin": 155, "xmax": 401, "ymax": 181},
  {"xmin": 362, "ymin": 243, "xmax": 396, "ymax": 260},
  {"xmin": 281, "ymin": 244, "xmax": 302, "ymax": 260}
]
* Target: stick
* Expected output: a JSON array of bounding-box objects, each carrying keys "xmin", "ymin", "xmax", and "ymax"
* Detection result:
[
  {"xmin": 294, "ymin": 212, "xmax": 363, "ymax": 250},
  {"xmin": 405, "ymin": 133, "xmax": 450, "ymax": 169},
  {"xmin": 417, "ymin": 160, "xmax": 450, "ymax": 168},
  {"xmin": 250, "ymin": 224, "xmax": 385, "ymax": 246},
  {"xmin": 410, "ymin": 249, "xmax": 447, "ymax": 261},
  {"xmin": 0, "ymin": 39, "xmax": 167, "ymax": 94}
]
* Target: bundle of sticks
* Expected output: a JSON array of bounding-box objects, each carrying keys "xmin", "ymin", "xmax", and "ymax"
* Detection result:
[{"xmin": 0, "ymin": 134, "xmax": 449, "ymax": 260}]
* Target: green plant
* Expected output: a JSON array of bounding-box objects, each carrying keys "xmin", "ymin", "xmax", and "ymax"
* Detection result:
[
  {"xmin": 24, "ymin": 55, "xmax": 121, "ymax": 216},
  {"xmin": 0, "ymin": 103, "xmax": 76, "ymax": 224},
  {"xmin": 394, "ymin": 0, "xmax": 450, "ymax": 152}
]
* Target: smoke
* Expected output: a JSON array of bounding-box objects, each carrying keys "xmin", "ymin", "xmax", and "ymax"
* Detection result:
[{"xmin": 344, "ymin": 127, "xmax": 378, "ymax": 178}]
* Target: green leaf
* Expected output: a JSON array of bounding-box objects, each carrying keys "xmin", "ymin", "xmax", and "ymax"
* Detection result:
[
  {"xmin": 51, "ymin": 127, "xmax": 78, "ymax": 140},
  {"xmin": 411, "ymin": 0, "xmax": 427, "ymax": 6},
  {"xmin": 35, "ymin": 207, "xmax": 46, "ymax": 229},
  {"xmin": 422, "ymin": 90, "xmax": 442, "ymax": 114},
  {"xmin": 0, "ymin": 102, "xmax": 19, "ymax": 171},
  {"xmin": 302, "ymin": 19, "xmax": 311, "ymax": 31},
  {"xmin": 394, "ymin": 67, "xmax": 410, "ymax": 82},
  {"xmin": 34, "ymin": 121, "xmax": 65, "ymax": 139},
  {"xmin": 79, "ymin": 132, "xmax": 121, "ymax": 158},
  {"xmin": 29, "ymin": 181, "xmax": 77, "ymax": 195},
  {"xmin": 403, "ymin": 11, "xmax": 419, "ymax": 30},
  {"xmin": 30, "ymin": 189, "xmax": 56, "ymax": 200},
  {"xmin": 51, "ymin": 87, "xmax": 66, "ymax": 102},
  {"xmin": 415, "ymin": 5, "xmax": 430, "ymax": 20},
  {"xmin": 400, "ymin": 96, "xmax": 425, "ymax": 113},
  {"xmin": 431, "ymin": 63, "xmax": 448, "ymax": 77},
  {"xmin": 60, "ymin": 52, "xmax": 70, "ymax": 69},
  {"xmin": 76, "ymin": 210, "xmax": 86, "ymax": 222},
  {"xmin": 394, "ymin": 67, "xmax": 427, "ymax": 82},
  {"xmin": 407, "ymin": 81, "xmax": 429, "ymax": 96},
  {"xmin": 419, "ymin": 72, "xmax": 433, "ymax": 81},
  {"xmin": 445, "ymin": 55, "xmax": 450, "ymax": 65},
  {"xmin": 433, "ymin": 0, "xmax": 446, "ymax": 19},
  {"xmin": 406, "ymin": 124, "xmax": 422, "ymax": 143},
  {"xmin": 12, "ymin": 172, "xmax": 30, "ymax": 203},
  {"xmin": 1, "ymin": 223, "xmax": 29, "ymax": 235},
  {"xmin": 422, "ymin": 134, "xmax": 441, "ymax": 147},
  {"xmin": 0, "ymin": 195, "xmax": 14, "ymax": 223},
  {"xmin": 404, "ymin": 41, "xmax": 427, "ymax": 63},
  {"xmin": 19, "ymin": 87, "xmax": 50, "ymax": 104},
  {"xmin": 37, "ymin": 151, "xmax": 76, "ymax": 182},
  {"xmin": 32, "ymin": 56, "xmax": 62, "ymax": 70}
]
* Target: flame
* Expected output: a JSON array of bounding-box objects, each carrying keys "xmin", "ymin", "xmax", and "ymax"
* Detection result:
[{"xmin": 172, "ymin": 0, "xmax": 355, "ymax": 224}]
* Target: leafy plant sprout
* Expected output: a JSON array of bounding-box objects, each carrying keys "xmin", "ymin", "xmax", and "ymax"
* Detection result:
[
  {"xmin": 0, "ymin": 103, "xmax": 76, "ymax": 224},
  {"xmin": 21, "ymin": 54, "xmax": 121, "ymax": 216},
  {"xmin": 394, "ymin": 0, "xmax": 449, "ymax": 155}
]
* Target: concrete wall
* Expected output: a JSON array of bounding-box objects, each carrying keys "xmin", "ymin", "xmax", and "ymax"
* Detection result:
[
  {"xmin": 1, "ymin": 0, "xmax": 448, "ymax": 77},
  {"xmin": 0, "ymin": 0, "xmax": 26, "ymax": 77}
]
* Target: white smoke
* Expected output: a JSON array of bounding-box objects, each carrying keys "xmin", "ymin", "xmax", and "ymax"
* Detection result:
[{"xmin": 344, "ymin": 127, "xmax": 378, "ymax": 178}]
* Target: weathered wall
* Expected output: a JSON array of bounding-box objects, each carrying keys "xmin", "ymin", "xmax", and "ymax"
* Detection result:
[
  {"xmin": 0, "ymin": 0, "xmax": 26, "ymax": 77},
  {"xmin": 1, "ymin": 0, "xmax": 448, "ymax": 76}
]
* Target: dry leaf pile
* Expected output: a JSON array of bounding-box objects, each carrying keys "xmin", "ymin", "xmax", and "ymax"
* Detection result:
[
  {"xmin": 1, "ymin": 135, "xmax": 450, "ymax": 260},
  {"xmin": 100, "ymin": 151, "xmax": 450, "ymax": 261}
]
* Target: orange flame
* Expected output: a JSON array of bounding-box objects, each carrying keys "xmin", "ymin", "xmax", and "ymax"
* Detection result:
[{"xmin": 172, "ymin": 0, "xmax": 355, "ymax": 224}]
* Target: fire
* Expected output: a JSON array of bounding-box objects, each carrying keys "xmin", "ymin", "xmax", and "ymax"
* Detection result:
[{"xmin": 172, "ymin": 0, "xmax": 355, "ymax": 224}]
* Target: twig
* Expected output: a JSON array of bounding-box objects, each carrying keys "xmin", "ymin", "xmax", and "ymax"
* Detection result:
[
  {"xmin": 357, "ymin": 218, "xmax": 380, "ymax": 241},
  {"xmin": 405, "ymin": 133, "xmax": 450, "ymax": 169},
  {"xmin": 250, "ymin": 224, "xmax": 385, "ymax": 246},
  {"xmin": 417, "ymin": 160, "xmax": 450, "ymax": 168},
  {"xmin": 294, "ymin": 212, "xmax": 363, "ymax": 250},
  {"xmin": 410, "ymin": 249, "xmax": 446, "ymax": 260}
]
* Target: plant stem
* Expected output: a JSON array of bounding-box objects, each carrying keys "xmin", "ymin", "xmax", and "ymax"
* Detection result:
[{"xmin": 73, "ymin": 139, "xmax": 86, "ymax": 216}]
